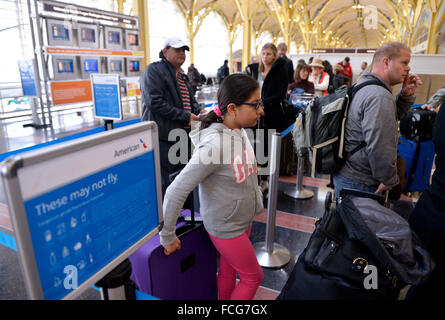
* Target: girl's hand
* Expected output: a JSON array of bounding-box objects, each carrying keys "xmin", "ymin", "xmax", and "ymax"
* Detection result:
[{"xmin": 163, "ymin": 238, "xmax": 181, "ymax": 255}]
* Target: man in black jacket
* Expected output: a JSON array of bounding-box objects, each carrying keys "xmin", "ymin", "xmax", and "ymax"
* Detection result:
[
  {"xmin": 141, "ymin": 37, "xmax": 202, "ymax": 195},
  {"xmin": 277, "ymin": 43, "xmax": 294, "ymax": 84}
]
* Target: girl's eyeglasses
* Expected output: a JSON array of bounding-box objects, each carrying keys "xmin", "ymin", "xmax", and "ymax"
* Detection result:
[{"xmin": 233, "ymin": 100, "xmax": 263, "ymax": 110}]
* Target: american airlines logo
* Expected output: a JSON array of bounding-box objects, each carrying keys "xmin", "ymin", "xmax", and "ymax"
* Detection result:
[{"xmin": 114, "ymin": 138, "xmax": 146, "ymax": 157}]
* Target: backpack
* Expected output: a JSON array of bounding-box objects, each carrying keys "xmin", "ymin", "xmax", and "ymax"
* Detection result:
[{"xmin": 291, "ymin": 80, "xmax": 390, "ymax": 177}]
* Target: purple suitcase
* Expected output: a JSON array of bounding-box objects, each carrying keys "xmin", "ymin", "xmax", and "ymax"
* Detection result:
[{"xmin": 129, "ymin": 209, "xmax": 218, "ymax": 300}]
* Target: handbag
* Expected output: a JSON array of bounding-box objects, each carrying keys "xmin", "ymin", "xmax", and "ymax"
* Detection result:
[{"xmin": 277, "ymin": 191, "xmax": 434, "ymax": 300}]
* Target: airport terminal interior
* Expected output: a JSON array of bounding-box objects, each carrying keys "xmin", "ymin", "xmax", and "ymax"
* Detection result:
[{"xmin": 0, "ymin": 0, "xmax": 445, "ymax": 301}]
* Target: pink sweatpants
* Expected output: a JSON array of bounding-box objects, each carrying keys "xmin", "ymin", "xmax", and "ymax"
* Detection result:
[{"xmin": 208, "ymin": 227, "xmax": 263, "ymax": 300}]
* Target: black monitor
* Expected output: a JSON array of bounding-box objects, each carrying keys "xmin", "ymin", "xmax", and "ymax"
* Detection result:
[
  {"xmin": 80, "ymin": 56, "xmax": 102, "ymax": 79},
  {"xmin": 125, "ymin": 30, "xmax": 140, "ymax": 51},
  {"xmin": 107, "ymin": 57, "xmax": 125, "ymax": 77},
  {"xmin": 104, "ymin": 26, "xmax": 123, "ymax": 50},
  {"xmin": 126, "ymin": 58, "xmax": 142, "ymax": 76},
  {"xmin": 77, "ymin": 23, "xmax": 99, "ymax": 49},
  {"xmin": 46, "ymin": 19, "xmax": 73, "ymax": 47},
  {"xmin": 51, "ymin": 55, "xmax": 80, "ymax": 80}
]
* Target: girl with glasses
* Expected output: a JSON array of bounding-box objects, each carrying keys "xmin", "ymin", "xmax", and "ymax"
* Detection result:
[{"xmin": 161, "ymin": 73, "xmax": 265, "ymax": 300}]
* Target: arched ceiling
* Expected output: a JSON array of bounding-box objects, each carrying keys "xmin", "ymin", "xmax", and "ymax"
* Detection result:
[{"xmin": 169, "ymin": 0, "xmax": 442, "ymax": 50}]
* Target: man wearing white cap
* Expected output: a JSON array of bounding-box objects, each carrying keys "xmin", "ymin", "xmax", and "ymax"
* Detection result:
[{"xmin": 141, "ymin": 36, "xmax": 202, "ymax": 196}]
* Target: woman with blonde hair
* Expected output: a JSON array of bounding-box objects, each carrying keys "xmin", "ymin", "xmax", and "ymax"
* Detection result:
[{"xmin": 256, "ymin": 43, "xmax": 289, "ymax": 194}]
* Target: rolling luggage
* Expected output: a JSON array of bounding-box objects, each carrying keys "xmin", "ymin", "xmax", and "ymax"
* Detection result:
[
  {"xmin": 397, "ymin": 136, "xmax": 435, "ymax": 192},
  {"xmin": 277, "ymin": 189, "xmax": 434, "ymax": 300},
  {"xmin": 128, "ymin": 174, "xmax": 217, "ymax": 300}
]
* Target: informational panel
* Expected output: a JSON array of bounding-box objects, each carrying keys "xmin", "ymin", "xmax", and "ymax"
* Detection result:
[
  {"xmin": 1, "ymin": 121, "xmax": 163, "ymax": 299},
  {"xmin": 91, "ymin": 74, "xmax": 123, "ymax": 120},
  {"xmin": 18, "ymin": 60, "xmax": 39, "ymax": 97},
  {"xmin": 50, "ymin": 80, "xmax": 93, "ymax": 105}
]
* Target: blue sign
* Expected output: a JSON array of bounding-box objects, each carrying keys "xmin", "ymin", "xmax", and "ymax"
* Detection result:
[
  {"xmin": 23, "ymin": 151, "xmax": 159, "ymax": 300},
  {"xmin": 93, "ymin": 83, "xmax": 121, "ymax": 119},
  {"xmin": 18, "ymin": 60, "xmax": 38, "ymax": 97}
]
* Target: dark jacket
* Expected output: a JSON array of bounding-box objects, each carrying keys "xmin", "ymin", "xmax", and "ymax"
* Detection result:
[
  {"xmin": 245, "ymin": 63, "xmax": 259, "ymax": 80},
  {"xmin": 261, "ymin": 57, "xmax": 289, "ymax": 132},
  {"xmin": 287, "ymin": 80, "xmax": 315, "ymax": 99},
  {"xmin": 408, "ymin": 101, "xmax": 445, "ymax": 299},
  {"xmin": 282, "ymin": 56, "xmax": 294, "ymax": 84},
  {"xmin": 141, "ymin": 58, "xmax": 201, "ymax": 141}
]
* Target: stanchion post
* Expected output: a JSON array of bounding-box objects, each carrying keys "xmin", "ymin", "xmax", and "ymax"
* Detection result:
[
  {"xmin": 254, "ymin": 132, "xmax": 291, "ymax": 268},
  {"xmin": 284, "ymin": 148, "xmax": 314, "ymax": 199}
]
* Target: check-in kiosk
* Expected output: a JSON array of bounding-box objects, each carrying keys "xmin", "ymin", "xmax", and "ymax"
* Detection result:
[
  {"xmin": 51, "ymin": 55, "xmax": 80, "ymax": 80},
  {"xmin": 104, "ymin": 26, "xmax": 123, "ymax": 50},
  {"xmin": 107, "ymin": 57, "xmax": 125, "ymax": 77},
  {"xmin": 80, "ymin": 56, "xmax": 102, "ymax": 79},
  {"xmin": 125, "ymin": 58, "xmax": 142, "ymax": 77},
  {"xmin": 46, "ymin": 19, "xmax": 73, "ymax": 47},
  {"xmin": 0, "ymin": 121, "xmax": 163, "ymax": 300},
  {"xmin": 77, "ymin": 23, "xmax": 100, "ymax": 49},
  {"xmin": 125, "ymin": 30, "xmax": 140, "ymax": 51}
]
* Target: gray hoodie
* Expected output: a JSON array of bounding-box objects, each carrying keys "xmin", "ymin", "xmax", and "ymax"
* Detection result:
[
  {"xmin": 160, "ymin": 123, "xmax": 264, "ymax": 246},
  {"xmin": 339, "ymin": 72, "xmax": 415, "ymax": 188}
]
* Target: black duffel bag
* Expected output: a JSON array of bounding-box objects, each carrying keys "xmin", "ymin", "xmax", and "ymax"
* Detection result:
[
  {"xmin": 277, "ymin": 191, "xmax": 434, "ymax": 300},
  {"xmin": 400, "ymin": 108, "xmax": 436, "ymax": 142}
]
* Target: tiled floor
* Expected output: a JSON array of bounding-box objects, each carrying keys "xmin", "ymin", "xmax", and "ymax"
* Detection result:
[{"xmin": 0, "ymin": 108, "xmax": 416, "ymax": 300}]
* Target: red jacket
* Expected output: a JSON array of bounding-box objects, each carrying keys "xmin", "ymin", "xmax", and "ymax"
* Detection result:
[{"xmin": 337, "ymin": 62, "xmax": 352, "ymax": 80}]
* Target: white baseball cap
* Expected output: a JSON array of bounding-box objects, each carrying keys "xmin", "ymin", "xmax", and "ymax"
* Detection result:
[{"xmin": 163, "ymin": 37, "xmax": 190, "ymax": 51}]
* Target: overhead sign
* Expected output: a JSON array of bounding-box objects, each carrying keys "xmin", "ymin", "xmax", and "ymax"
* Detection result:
[
  {"xmin": 1, "ymin": 121, "xmax": 163, "ymax": 299},
  {"xmin": 41, "ymin": 0, "xmax": 138, "ymax": 26},
  {"xmin": 91, "ymin": 74, "xmax": 123, "ymax": 120}
]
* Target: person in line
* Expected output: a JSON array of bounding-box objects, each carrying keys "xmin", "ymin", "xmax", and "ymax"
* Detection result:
[
  {"xmin": 336, "ymin": 56, "xmax": 353, "ymax": 83},
  {"xmin": 257, "ymin": 43, "xmax": 289, "ymax": 194},
  {"xmin": 244, "ymin": 56, "xmax": 259, "ymax": 80},
  {"xmin": 217, "ymin": 60, "xmax": 230, "ymax": 84},
  {"xmin": 322, "ymin": 60, "xmax": 335, "ymax": 93},
  {"xmin": 287, "ymin": 63, "xmax": 315, "ymax": 99},
  {"xmin": 333, "ymin": 42, "xmax": 422, "ymax": 197},
  {"xmin": 187, "ymin": 63, "xmax": 202, "ymax": 96},
  {"xmin": 161, "ymin": 74, "xmax": 265, "ymax": 300},
  {"xmin": 308, "ymin": 58, "xmax": 330, "ymax": 97},
  {"xmin": 332, "ymin": 64, "xmax": 351, "ymax": 90},
  {"xmin": 140, "ymin": 37, "xmax": 202, "ymax": 196},
  {"xmin": 277, "ymin": 42, "xmax": 295, "ymax": 84},
  {"xmin": 407, "ymin": 89, "xmax": 444, "ymax": 300}
]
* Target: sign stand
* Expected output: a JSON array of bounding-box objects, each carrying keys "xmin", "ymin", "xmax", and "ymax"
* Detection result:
[
  {"xmin": 95, "ymin": 259, "xmax": 135, "ymax": 300},
  {"xmin": 104, "ymin": 120, "xmax": 114, "ymax": 131}
]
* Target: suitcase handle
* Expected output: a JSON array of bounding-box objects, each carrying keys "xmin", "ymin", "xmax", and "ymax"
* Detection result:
[{"xmin": 339, "ymin": 188, "xmax": 385, "ymax": 206}]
